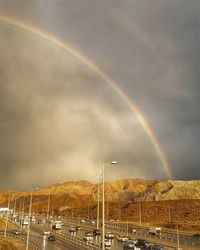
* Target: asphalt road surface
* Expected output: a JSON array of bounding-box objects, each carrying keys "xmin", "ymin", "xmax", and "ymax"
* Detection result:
[{"xmin": 29, "ymin": 226, "xmax": 84, "ymax": 250}]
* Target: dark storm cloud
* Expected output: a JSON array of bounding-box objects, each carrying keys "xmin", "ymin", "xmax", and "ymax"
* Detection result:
[{"xmin": 0, "ymin": 0, "xmax": 199, "ymax": 189}]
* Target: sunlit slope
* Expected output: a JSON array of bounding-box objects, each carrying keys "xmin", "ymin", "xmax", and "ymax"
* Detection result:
[{"xmin": 1, "ymin": 179, "xmax": 200, "ymax": 206}]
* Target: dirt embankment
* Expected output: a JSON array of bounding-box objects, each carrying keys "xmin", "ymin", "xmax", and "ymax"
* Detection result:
[
  {"xmin": 0, "ymin": 237, "xmax": 26, "ymax": 250},
  {"xmin": 0, "ymin": 218, "xmax": 26, "ymax": 249}
]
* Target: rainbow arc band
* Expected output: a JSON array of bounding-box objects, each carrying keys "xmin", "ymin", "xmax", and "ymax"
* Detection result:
[{"xmin": 0, "ymin": 16, "xmax": 173, "ymax": 180}]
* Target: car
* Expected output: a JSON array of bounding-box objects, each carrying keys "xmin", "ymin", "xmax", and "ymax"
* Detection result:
[
  {"xmin": 83, "ymin": 235, "xmax": 93, "ymax": 241},
  {"xmin": 193, "ymin": 233, "xmax": 200, "ymax": 240},
  {"xmin": 37, "ymin": 220, "xmax": 43, "ymax": 224},
  {"xmin": 125, "ymin": 238, "xmax": 138, "ymax": 244},
  {"xmin": 151, "ymin": 245, "xmax": 167, "ymax": 250},
  {"xmin": 93, "ymin": 229, "xmax": 101, "ymax": 236},
  {"xmin": 48, "ymin": 235, "xmax": 55, "ymax": 241},
  {"xmin": 43, "ymin": 231, "xmax": 50, "ymax": 235},
  {"xmin": 80, "ymin": 219, "xmax": 85, "ymax": 223},
  {"xmin": 117, "ymin": 235, "xmax": 128, "ymax": 242},
  {"xmin": 128, "ymin": 227, "xmax": 137, "ymax": 233},
  {"xmin": 11, "ymin": 230, "xmax": 21, "ymax": 235},
  {"xmin": 135, "ymin": 239, "xmax": 150, "ymax": 248},
  {"xmin": 100, "ymin": 239, "xmax": 112, "ymax": 248},
  {"xmin": 76, "ymin": 226, "xmax": 81, "ymax": 230},
  {"xmin": 104, "ymin": 239, "xmax": 112, "ymax": 248},
  {"xmin": 84, "ymin": 232, "xmax": 93, "ymax": 237},
  {"xmin": 123, "ymin": 240, "xmax": 140, "ymax": 249},
  {"xmin": 69, "ymin": 227, "xmax": 76, "ymax": 233},
  {"xmin": 105, "ymin": 232, "xmax": 114, "ymax": 239}
]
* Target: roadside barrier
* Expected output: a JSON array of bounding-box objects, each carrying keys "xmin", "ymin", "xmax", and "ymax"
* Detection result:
[{"xmin": 33, "ymin": 225, "xmax": 101, "ymax": 250}]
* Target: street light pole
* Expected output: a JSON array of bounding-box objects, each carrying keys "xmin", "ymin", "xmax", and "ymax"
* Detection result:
[
  {"xmin": 26, "ymin": 187, "xmax": 38, "ymax": 250},
  {"xmin": 20, "ymin": 196, "xmax": 25, "ymax": 230},
  {"xmin": 102, "ymin": 161, "xmax": 117, "ymax": 250},
  {"xmin": 102, "ymin": 162, "xmax": 105, "ymax": 250},
  {"xmin": 139, "ymin": 201, "xmax": 142, "ymax": 226},
  {"xmin": 4, "ymin": 193, "xmax": 11, "ymax": 237},
  {"xmin": 47, "ymin": 193, "xmax": 51, "ymax": 220}
]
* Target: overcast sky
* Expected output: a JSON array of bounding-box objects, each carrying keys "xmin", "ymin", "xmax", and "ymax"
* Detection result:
[{"xmin": 0, "ymin": 0, "xmax": 199, "ymax": 190}]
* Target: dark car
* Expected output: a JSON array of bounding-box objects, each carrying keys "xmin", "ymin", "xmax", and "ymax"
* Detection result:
[
  {"xmin": 105, "ymin": 232, "xmax": 114, "ymax": 239},
  {"xmin": 11, "ymin": 230, "xmax": 21, "ymax": 235},
  {"xmin": 123, "ymin": 240, "xmax": 136, "ymax": 249},
  {"xmin": 48, "ymin": 235, "xmax": 55, "ymax": 241},
  {"xmin": 93, "ymin": 229, "xmax": 101, "ymax": 236},
  {"xmin": 69, "ymin": 227, "xmax": 76, "ymax": 232},
  {"xmin": 135, "ymin": 239, "xmax": 150, "ymax": 248},
  {"xmin": 193, "ymin": 233, "xmax": 200, "ymax": 240}
]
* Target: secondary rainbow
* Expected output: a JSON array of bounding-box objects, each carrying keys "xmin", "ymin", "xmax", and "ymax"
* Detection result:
[{"xmin": 0, "ymin": 16, "xmax": 173, "ymax": 179}]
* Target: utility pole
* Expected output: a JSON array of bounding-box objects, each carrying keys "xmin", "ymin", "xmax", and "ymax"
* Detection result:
[
  {"xmin": 139, "ymin": 201, "xmax": 142, "ymax": 226},
  {"xmin": 106, "ymin": 201, "xmax": 109, "ymax": 223},
  {"xmin": 87, "ymin": 204, "xmax": 89, "ymax": 220},
  {"xmin": 118, "ymin": 200, "xmax": 121, "ymax": 221}
]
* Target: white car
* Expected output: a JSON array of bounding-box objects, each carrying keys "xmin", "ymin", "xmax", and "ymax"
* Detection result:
[
  {"xmin": 101, "ymin": 239, "xmax": 111, "ymax": 248},
  {"xmin": 83, "ymin": 235, "xmax": 93, "ymax": 241},
  {"xmin": 117, "ymin": 235, "xmax": 128, "ymax": 242},
  {"xmin": 104, "ymin": 239, "xmax": 111, "ymax": 248},
  {"xmin": 43, "ymin": 231, "xmax": 50, "ymax": 235}
]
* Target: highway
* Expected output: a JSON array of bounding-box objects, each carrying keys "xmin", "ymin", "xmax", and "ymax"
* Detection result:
[
  {"xmin": 63, "ymin": 216, "xmax": 200, "ymax": 249},
  {"xmin": 6, "ymin": 214, "xmax": 200, "ymax": 250},
  {"xmin": 34, "ymin": 218, "xmax": 174, "ymax": 250},
  {"xmin": 29, "ymin": 226, "xmax": 84, "ymax": 250},
  {"xmin": 33, "ymin": 215, "xmax": 200, "ymax": 250},
  {"xmin": 34, "ymin": 222, "xmax": 129, "ymax": 250}
]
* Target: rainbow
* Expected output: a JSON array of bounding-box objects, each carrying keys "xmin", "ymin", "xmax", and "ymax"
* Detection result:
[{"xmin": 0, "ymin": 16, "xmax": 173, "ymax": 179}]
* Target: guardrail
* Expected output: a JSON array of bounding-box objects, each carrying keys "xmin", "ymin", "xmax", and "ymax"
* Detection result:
[
  {"xmin": 105, "ymin": 222, "xmax": 200, "ymax": 248},
  {"xmin": 58, "ymin": 217, "xmax": 200, "ymax": 249},
  {"xmin": 35, "ymin": 215, "xmax": 200, "ymax": 249},
  {"xmin": 56, "ymin": 231, "xmax": 100, "ymax": 250},
  {"xmin": 33, "ymin": 225, "xmax": 100, "ymax": 250},
  {"xmin": 0, "ymin": 231, "xmax": 40, "ymax": 250}
]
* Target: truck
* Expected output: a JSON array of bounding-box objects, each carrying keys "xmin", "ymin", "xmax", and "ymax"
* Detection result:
[
  {"xmin": 148, "ymin": 227, "xmax": 161, "ymax": 236},
  {"xmin": 52, "ymin": 221, "xmax": 62, "ymax": 230}
]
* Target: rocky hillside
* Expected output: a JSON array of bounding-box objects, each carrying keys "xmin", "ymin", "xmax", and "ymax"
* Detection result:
[{"xmin": 0, "ymin": 178, "xmax": 200, "ymax": 211}]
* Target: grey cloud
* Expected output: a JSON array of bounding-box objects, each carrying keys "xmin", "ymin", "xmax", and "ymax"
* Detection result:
[
  {"xmin": 0, "ymin": 0, "xmax": 199, "ymax": 189},
  {"xmin": 0, "ymin": 25, "xmax": 164, "ymax": 190}
]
